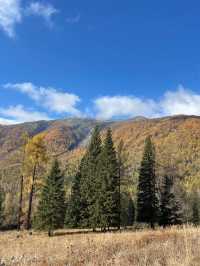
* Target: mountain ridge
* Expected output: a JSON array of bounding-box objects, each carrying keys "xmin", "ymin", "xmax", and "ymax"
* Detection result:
[{"xmin": 1, "ymin": 114, "xmax": 200, "ymax": 192}]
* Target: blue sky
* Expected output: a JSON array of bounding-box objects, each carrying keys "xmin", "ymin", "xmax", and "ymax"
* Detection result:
[{"xmin": 1, "ymin": 0, "xmax": 200, "ymax": 124}]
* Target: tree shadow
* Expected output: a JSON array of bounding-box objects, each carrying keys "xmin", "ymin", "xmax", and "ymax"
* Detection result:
[{"xmin": 53, "ymin": 228, "xmax": 120, "ymax": 237}]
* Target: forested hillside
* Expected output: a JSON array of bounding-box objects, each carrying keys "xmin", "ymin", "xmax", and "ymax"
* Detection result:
[{"xmin": 1, "ymin": 115, "xmax": 200, "ymax": 226}]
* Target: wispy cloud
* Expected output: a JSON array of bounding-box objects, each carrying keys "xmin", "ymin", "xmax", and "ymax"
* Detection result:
[
  {"xmin": 0, "ymin": 0, "xmax": 22, "ymax": 38},
  {"xmin": 66, "ymin": 14, "xmax": 80, "ymax": 24},
  {"xmin": 25, "ymin": 2, "xmax": 58, "ymax": 26},
  {"xmin": 4, "ymin": 82, "xmax": 82, "ymax": 117},
  {"xmin": 0, "ymin": 0, "xmax": 58, "ymax": 37},
  {"xmin": 0, "ymin": 105, "xmax": 51, "ymax": 124}
]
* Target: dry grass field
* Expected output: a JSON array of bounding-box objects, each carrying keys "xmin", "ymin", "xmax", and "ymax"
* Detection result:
[{"xmin": 0, "ymin": 226, "xmax": 200, "ymax": 266}]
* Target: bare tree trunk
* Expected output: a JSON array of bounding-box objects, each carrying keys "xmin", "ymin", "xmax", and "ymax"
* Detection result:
[
  {"xmin": 151, "ymin": 222, "xmax": 155, "ymax": 230},
  {"xmin": 48, "ymin": 229, "xmax": 52, "ymax": 237},
  {"xmin": 26, "ymin": 164, "xmax": 37, "ymax": 230},
  {"xmin": 118, "ymin": 165, "xmax": 121, "ymax": 231},
  {"xmin": 18, "ymin": 175, "xmax": 24, "ymax": 230}
]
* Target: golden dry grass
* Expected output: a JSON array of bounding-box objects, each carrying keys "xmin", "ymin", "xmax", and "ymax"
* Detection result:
[{"xmin": 0, "ymin": 226, "xmax": 200, "ymax": 266}]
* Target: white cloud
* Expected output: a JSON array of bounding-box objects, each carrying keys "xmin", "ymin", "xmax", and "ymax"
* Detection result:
[
  {"xmin": 0, "ymin": 0, "xmax": 22, "ymax": 37},
  {"xmin": 66, "ymin": 14, "xmax": 80, "ymax": 24},
  {"xmin": 0, "ymin": 0, "xmax": 58, "ymax": 37},
  {"xmin": 160, "ymin": 86, "xmax": 200, "ymax": 116},
  {"xmin": 94, "ymin": 86, "xmax": 200, "ymax": 120},
  {"xmin": 94, "ymin": 96, "xmax": 158, "ymax": 120},
  {"xmin": 0, "ymin": 105, "xmax": 51, "ymax": 124},
  {"xmin": 4, "ymin": 82, "xmax": 82, "ymax": 116},
  {"xmin": 25, "ymin": 2, "xmax": 58, "ymax": 26},
  {"xmin": 3, "ymin": 82, "xmax": 200, "ymax": 123}
]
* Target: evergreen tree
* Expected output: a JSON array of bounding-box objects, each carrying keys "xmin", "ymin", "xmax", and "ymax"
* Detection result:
[
  {"xmin": 120, "ymin": 192, "xmax": 135, "ymax": 227},
  {"xmin": 65, "ymin": 161, "xmax": 84, "ymax": 228},
  {"xmin": 127, "ymin": 196, "xmax": 135, "ymax": 226},
  {"xmin": 79, "ymin": 126, "xmax": 102, "ymax": 229},
  {"xmin": 137, "ymin": 136, "xmax": 159, "ymax": 228},
  {"xmin": 35, "ymin": 159, "xmax": 65, "ymax": 236},
  {"xmin": 160, "ymin": 175, "xmax": 183, "ymax": 227},
  {"xmin": 97, "ymin": 128, "xmax": 120, "ymax": 230},
  {"xmin": 192, "ymin": 198, "xmax": 199, "ymax": 225},
  {"xmin": 160, "ymin": 175, "xmax": 176, "ymax": 227},
  {"xmin": 172, "ymin": 198, "xmax": 183, "ymax": 225}
]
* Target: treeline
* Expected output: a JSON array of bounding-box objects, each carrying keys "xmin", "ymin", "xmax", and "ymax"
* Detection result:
[{"xmin": 0, "ymin": 126, "xmax": 199, "ymax": 235}]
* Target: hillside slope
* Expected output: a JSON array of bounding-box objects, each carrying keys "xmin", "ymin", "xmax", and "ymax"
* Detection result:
[
  {"xmin": 1, "ymin": 115, "xmax": 200, "ymax": 224},
  {"xmin": 1, "ymin": 115, "xmax": 200, "ymax": 190}
]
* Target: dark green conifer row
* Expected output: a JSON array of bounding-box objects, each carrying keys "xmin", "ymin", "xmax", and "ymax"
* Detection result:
[{"xmin": 66, "ymin": 126, "xmax": 121, "ymax": 230}]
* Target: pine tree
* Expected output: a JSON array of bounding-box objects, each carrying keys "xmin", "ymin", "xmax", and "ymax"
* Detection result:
[
  {"xmin": 65, "ymin": 160, "xmax": 84, "ymax": 228},
  {"xmin": 120, "ymin": 192, "xmax": 135, "ymax": 227},
  {"xmin": 79, "ymin": 126, "xmax": 102, "ymax": 229},
  {"xmin": 172, "ymin": 198, "xmax": 183, "ymax": 225},
  {"xmin": 160, "ymin": 175, "xmax": 176, "ymax": 227},
  {"xmin": 137, "ymin": 136, "xmax": 159, "ymax": 229},
  {"xmin": 35, "ymin": 159, "xmax": 65, "ymax": 236},
  {"xmin": 97, "ymin": 128, "xmax": 120, "ymax": 230},
  {"xmin": 127, "ymin": 196, "xmax": 135, "ymax": 226},
  {"xmin": 192, "ymin": 198, "xmax": 199, "ymax": 225},
  {"xmin": 160, "ymin": 175, "xmax": 183, "ymax": 227}
]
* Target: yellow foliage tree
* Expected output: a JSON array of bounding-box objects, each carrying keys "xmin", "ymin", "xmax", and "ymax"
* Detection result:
[{"xmin": 24, "ymin": 133, "xmax": 48, "ymax": 229}]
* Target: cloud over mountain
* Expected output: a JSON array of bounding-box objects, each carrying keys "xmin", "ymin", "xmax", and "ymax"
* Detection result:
[
  {"xmin": 4, "ymin": 82, "xmax": 82, "ymax": 117},
  {"xmin": 1, "ymin": 82, "xmax": 200, "ymax": 124},
  {"xmin": 94, "ymin": 86, "xmax": 200, "ymax": 120}
]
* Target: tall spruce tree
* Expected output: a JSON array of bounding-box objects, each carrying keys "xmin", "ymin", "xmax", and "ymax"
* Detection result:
[
  {"xmin": 65, "ymin": 160, "xmax": 84, "ymax": 228},
  {"xmin": 137, "ymin": 136, "xmax": 159, "ymax": 228},
  {"xmin": 160, "ymin": 175, "xmax": 183, "ymax": 227},
  {"xmin": 160, "ymin": 175, "xmax": 176, "ymax": 227},
  {"xmin": 80, "ymin": 126, "xmax": 102, "ymax": 229},
  {"xmin": 97, "ymin": 128, "xmax": 120, "ymax": 230},
  {"xmin": 35, "ymin": 159, "xmax": 65, "ymax": 236}
]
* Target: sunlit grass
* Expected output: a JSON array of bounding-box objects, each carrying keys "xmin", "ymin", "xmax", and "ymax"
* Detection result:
[{"xmin": 0, "ymin": 225, "xmax": 200, "ymax": 265}]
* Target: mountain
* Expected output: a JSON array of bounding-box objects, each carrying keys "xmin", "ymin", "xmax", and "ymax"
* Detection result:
[
  {"xmin": 0, "ymin": 118, "xmax": 102, "ymax": 166},
  {"xmin": 2, "ymin": 114, "xmax": 200, "ymax": 224},
  {"xmin": 1, "ymin": 115, "xmax": 200, "ymax": 190},
  {"xmin": 0, "ymin": 115, "xmax": 200, "ymax": 176}
]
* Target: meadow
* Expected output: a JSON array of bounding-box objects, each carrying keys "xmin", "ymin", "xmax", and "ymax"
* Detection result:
[{"xmin": 0, "ymin": 226, "xmax": 200, "ymax": 266}]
